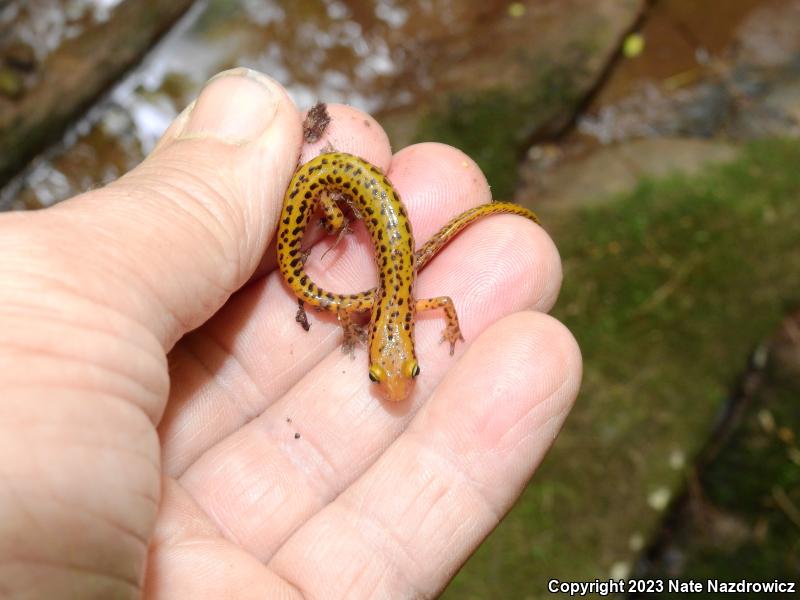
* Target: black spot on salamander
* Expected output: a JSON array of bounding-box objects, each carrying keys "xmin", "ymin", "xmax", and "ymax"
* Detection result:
[
  {"xmin": 288, "ymin": 248, "xmax": 298, "ymax": 257},
  {"xmin": 277, "ymin": 243, "xmax": 283, "ymax": 250},
  {"xmin": 377, "ymin": 230, "xmax": 384, "ymax": 240},
  {"xmin": 365, "ymin": 206, "xmax": 374, "ymax": 216},
  {"xmin": 325, "ymin": 292, "xmax": 334, "ymax": 299},
  {"xmin": 290, "ymin": 257, "xmax": 301, "ymax": 268},
  {"xmin": 304, "ymin": 191, "xmax": 312, "ymax": 199},
  {"xmin": 286, "ymin": 205, "xmax": 294, "ymax": 214},
  {"xmin": 404, "ymin": 222, "xmax": 411, "ymax": 233},
  {"xmin": 289, "ymin": 188, "xmax": 299, "ymax": 199},
  {"xmin": 335, "ymin": 176, "xmax": 342, "ymax": 183},
  {"xmin": 370, "ymin": 218, "xmax": 379, "ymax": 227},
  {"xmin": 375, "ymin": 306, "xmax": 382, "ymax": 320},
  {"xmin": 291, "ymin": 226, "xmax": 303, "ymax": 235},
  {"xmin": 282, "ymin": 217, "xmax": 291, "ymax": 225},
  {"xmin": 343, "ymin": 181, "xmax": 351, "ymax": 188},
  {"xmin": 295, "ymin": 214, "xmax": 304, "ymax": 224},
  {"xmin": 321, "ymin": 158, "xmax": 328, "ymax": 164},
  {"xmin": 354, "ymin": 168, "xmax": 362, "ymax": 176},
  {"xmin": 397, "ymin": 298, "xmax": 404, "ymax": 306},
  {"xmin": 287, "ymin": 277, "xmax": 294, "ymax": 284},
  {"xmin": 404, "ymin": 323, "xmax": 410, "ymax": 331},
  {"xmin": 309, "ymin": 182, "xmax": 319, "ymax": 190},
  {"xmin": 293, "ymin": 269, "xmax": 302, "ymax": 277}
]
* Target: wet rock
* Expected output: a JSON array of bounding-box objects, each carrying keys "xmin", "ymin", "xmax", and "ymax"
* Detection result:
[
  {"xmin": 764, "ymin": 79, "xmax": 800, "ymax": 125},
  {"xmin": 0, "ymin": 0, "xmax": 195, "ymax": 187},
  {"xmin": 382, "ymin": 0, "xmax": 647, "ymax": 197},
  {"xmin": 517, "ymin": 138, "xmax": 739, "ymax": 210},
  {"xmin": 733, "ymin": 0, "xmax": 800, "ymax": 68},
  {"xmin": 3, "ymin": 41, "xmax": 37, "ymax": 72}
]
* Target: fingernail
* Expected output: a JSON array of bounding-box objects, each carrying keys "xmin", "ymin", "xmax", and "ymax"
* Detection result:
[{"xmin": 178, "ymin": 68, "xmax": 279, "ymax": 144}]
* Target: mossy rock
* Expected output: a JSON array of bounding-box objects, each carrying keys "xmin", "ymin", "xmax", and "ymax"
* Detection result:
[{"xmin": 443, "ymin": 139, "xmax": 800, "ymax": 598}]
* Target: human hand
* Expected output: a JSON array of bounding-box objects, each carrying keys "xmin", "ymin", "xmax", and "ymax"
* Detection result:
[{"xmin": 0, "ymin": 68, "xmax": 581, "ymax": 598}]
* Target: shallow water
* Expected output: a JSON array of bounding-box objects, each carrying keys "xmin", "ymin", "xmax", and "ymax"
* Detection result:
[
  {"xmin": 3, "ymin": 0, "xmax": 800, "ymax": 210},
  {"xmin": 1, "ymin": 0, "xmax": 513, "ymax": 209}
]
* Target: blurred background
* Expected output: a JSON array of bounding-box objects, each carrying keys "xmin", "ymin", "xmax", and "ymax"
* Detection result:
[{"xmin": 1, "ymin": 0, "xmax": 798, "ymax": 596}]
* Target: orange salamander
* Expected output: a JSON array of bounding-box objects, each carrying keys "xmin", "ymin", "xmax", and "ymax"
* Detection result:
[{"xmin": 277, "ymin": 151, "xmax": 540, "ymax": 402}]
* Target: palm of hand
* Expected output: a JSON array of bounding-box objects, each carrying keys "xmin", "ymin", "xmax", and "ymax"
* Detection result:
[{"xmin": 0, "ymin": 70, "xmax": 579, "ymax": 599}]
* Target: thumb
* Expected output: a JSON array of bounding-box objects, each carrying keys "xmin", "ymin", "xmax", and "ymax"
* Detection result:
[{"xmin": 33, "ymin": 68, "xmax": 302, "ymax": 349}]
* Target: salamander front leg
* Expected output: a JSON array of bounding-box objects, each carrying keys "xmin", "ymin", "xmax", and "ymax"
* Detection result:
[
  {"xmin": 318, "ymin": 191, "xmax": 355, "ymax": 260},
  {"xmin": 415, "ymin": 297, "xmax": 465, "ymax": 355}
]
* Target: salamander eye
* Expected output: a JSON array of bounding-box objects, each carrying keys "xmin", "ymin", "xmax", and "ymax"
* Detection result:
[
  {"xmin": 368, "ymin": 364, "xmax": 386, "ymax": 383},
  {"xmin": 402, "ymin": 360, "xmax": 420, "ymax": 378}
]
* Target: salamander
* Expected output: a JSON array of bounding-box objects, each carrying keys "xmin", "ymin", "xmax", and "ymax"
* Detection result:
[{"xmin": 277, "ymin": 151, "xmax": 540, "ymax": 402}]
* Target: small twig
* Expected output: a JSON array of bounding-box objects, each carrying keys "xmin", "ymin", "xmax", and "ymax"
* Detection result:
[
  {"xmin": 772, "ymin": 486, "xmax": 800, "ymax": 530},
  {"xmin": 634, "ymin": 255, "xmax": 700, "ymax": 316}
]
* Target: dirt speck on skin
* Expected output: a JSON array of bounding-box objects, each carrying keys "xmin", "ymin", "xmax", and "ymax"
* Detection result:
[
  {"xmin": 294, "ymin": 432, "xmax": 301, "ymax": 439},
  {"xmin": 363, "ymin": 119, "xmax": 371, "ymax": 128},
  {"xmin": 303, "ymin": 102, "xmax": 331, "ymax": 143}
]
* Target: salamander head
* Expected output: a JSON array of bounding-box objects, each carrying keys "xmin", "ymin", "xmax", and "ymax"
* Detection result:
[{"xmin": 368, "ymin": 357, "xmax": 420, "ymax": 402}]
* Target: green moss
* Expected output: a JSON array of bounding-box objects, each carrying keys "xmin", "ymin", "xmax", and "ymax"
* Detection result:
[
  {"xmin": 642, "ymin": 353, "xmax": 800, "ymax": 592},
  {"xmin": 0, "ymin": 67, "xmax": 24, "ymax": 99},
  {"xmin": 414, "ymin": 53, "xmax": 587, "ymax": 198},
  {"xmin": 443, "ymin": 139, "xmax": 800, "ymax": 598}
]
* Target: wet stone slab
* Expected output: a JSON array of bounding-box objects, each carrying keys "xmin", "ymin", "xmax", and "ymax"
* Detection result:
[
  {"xmin": 0, "ymin": 0, "xmax": 195, "ymax": 188},
  {"xmin": 1, "ymin": 0, "xmax": 645, "ymax": 210}
]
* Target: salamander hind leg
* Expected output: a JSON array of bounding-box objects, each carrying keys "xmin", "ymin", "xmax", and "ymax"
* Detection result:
[
  {"xmin": 338, "ymin": 310, "xmax": 368, "ymax": 358},
  {"xmin": 295, "ymin": 299, "xmax": 311, "ymax": 331},
  {"xmin": 415, "ymin": 297, "xmax": 465, "ymax": 356}
]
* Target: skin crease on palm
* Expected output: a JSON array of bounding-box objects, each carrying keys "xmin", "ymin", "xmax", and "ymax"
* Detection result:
[{"xmin": 0, "ymin": 68, "xmax": 581, "ymax": 599}]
